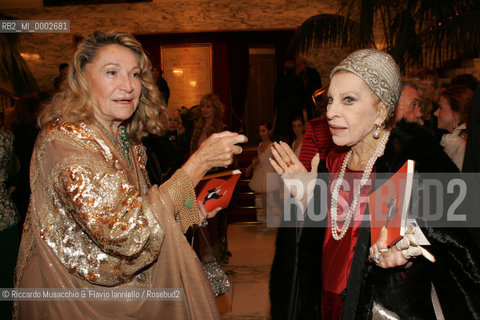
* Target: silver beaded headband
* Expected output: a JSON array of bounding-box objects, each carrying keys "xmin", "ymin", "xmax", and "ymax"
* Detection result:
[{"xmin": 330, "ymin": 49, "xmax": 402, "ymax": 120}]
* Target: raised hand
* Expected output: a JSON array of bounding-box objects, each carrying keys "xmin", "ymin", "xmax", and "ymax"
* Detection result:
[
  {"xmin": 183, "ymin": 131, "xmax": 247, "ymax": 186},
  {"xmin": 269, "ymin": 141, "xmax": 320, "ymax": 211},
  {"xmin": 269, "ymin": 141, "xmax": 309, "ymax": 175}
]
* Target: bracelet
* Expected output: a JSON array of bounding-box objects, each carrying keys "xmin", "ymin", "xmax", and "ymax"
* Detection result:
[{"xmin": 160, "ymin": 169, "xmax": 200, "ymax": 233}]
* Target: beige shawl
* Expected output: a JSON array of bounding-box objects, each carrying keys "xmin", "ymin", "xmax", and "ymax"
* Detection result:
[{"xmin": 14, "ymin": 121, "xmax": 220, "ymax": 319}]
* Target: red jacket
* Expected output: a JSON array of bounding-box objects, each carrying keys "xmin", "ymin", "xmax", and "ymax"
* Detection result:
[{"xmin": 299, "ymin": 116, "xmax": 336, "ymax": 170}]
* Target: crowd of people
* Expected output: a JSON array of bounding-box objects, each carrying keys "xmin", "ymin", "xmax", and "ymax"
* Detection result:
[{"xmin": 0, "ymin": 29, "xmax": 479, "ymax": 319}]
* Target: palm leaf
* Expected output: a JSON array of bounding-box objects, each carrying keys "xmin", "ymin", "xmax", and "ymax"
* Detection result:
[
  {"xmin": 292, "ymin": 0, "xmax": 480, "ymax": 69},
  {"xmin": 420, "ymin": 9, "xmax": 480, "ymax": 66},
  {"xmin": 387, "ymin": 9, "xmax": 424, "ymax": 70},
  {"xmin": 291, "ymin": 14, "xmax": 353, "ymax": 52}
]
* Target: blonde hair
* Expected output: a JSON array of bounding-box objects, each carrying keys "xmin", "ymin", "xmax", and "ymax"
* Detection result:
[
  {"xmin": 38, "ymin": 31, "xmax": 164, "ymax": 142},
  {"xmin": 190, "ymin": 93, "xmax": 226, "ymax": 154},
  {"xmin": 195, "ymin": 93, "xmax": 224, "ymax": 128},
  {"xmin": 165, "ymin": 107, "xmax": 185, "ymax": 134}
]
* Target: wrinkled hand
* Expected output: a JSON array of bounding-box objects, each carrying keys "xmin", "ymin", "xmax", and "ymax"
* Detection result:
[
  {"xmin": 269, "ymin": 141, "xmax": 320, "ymax": 210},
  {"xmin": 183, "ymin": 131, "xmax": 247, "ymax": 185},
  {"xmin": 369, "ymin": 225, "xmax": 435, "ymax": 269},
  {"xmin": 198, "ymin": 201, "xmax": 221, "ymax": 226},
  {"xmin": 395, "ymin": 224, "xmax": 435, "ymax": 262},
  {"xmin": 196, "ymin": 131, "xmax": 247, "ymax": 168},
  {"xmin": 269, "ymin": 141, "xmax": 308, "ymax": 175}
]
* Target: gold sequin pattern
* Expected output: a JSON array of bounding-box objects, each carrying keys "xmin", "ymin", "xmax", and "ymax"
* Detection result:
[
  {"xmin": 133, "ymin": 144, "xmax": 151, "ymax": 189},
  {"xmin": 25, "ymin": 121, "xmax": 164, "ymax": 287}
]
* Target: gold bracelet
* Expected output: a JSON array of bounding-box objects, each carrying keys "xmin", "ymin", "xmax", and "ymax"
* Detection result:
[{"xmin": 160, "ymin": 169, "xmax": 200, "ymax": 233}]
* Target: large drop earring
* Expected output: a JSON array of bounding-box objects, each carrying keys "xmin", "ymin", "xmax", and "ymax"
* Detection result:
[{"xmin": 373, "ymin": 123, "xmax": 381, "ymax": 139}]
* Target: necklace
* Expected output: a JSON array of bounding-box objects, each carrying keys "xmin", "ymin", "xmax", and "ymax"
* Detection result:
[
  {"xmin": 330, "ymin": 131, "xmax": 390, "ymax": 240},
  {"xmin": 94, "ymin": 120, "xmax": 131, "ymax": 167}
]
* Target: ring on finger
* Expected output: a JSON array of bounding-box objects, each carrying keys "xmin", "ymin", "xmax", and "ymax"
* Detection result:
[
  {"xmin": 289, "ymin": 161, "xmax": 294, "ymax": 166},
  {"xmin": 373, "ymin": 252, "xmax": 381, "ymax": 264},
  {"xmin": 200, "ymin": 220, "xmax": 208, "ymax": 228}
]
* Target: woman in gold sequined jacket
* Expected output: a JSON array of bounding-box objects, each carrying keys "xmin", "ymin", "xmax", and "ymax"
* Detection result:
[{"xmin": 14, "ymin": 31, "xmax": 246, "ymax": 320}]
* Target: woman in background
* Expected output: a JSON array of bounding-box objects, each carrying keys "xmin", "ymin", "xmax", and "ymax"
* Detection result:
[
  {"xmin": 0, "ymin": 127, "xmax": 20, "ymax": 319},
  {"xmin": 190, "ymin": 93, "xmax": 231, "ymax": 264},
  {"xmin": 291, "ymin": 116, "xmax": 305, "ymax": 158},
  {"xmin": 8, "ymin": 94, "xmax": 43, "ymax": 220},
  {"xmin": 190, "ymin": 93, "xmax": 227, "ymax": 155},
  {"xmin": 247, "ymin": 123, "xmax": 274, "ymax": 223},
  {"xmin": 144, "ymin": 107, "xmax": 190, "ymax": 185},
  {"xmin": 434, "ymin": 84, "xmax": 473, "ymax": 171}
]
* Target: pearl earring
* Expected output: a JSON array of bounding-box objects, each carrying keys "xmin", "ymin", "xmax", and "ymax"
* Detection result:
[{"xmin": 373, "ymin": 123, "xmax": 381, "ymax": 139}]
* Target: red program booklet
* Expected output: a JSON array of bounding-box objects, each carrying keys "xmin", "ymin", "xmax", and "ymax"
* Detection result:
[
  {"xmin": 369, "ymin": 160, "xmax": 415, "ymax": 246},
  {"xmin": 195, "ymin": 169, "xmax": 242, "ymax": 211}
]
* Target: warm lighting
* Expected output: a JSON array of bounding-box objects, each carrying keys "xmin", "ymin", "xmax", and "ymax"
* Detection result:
[
  {"xmin": 189, "ymin": 80, "xmax": 197, "ymax": 87},
  {"xmin": 374, "ymin": 40, "xmax": 387, "ymax": 51},
  {"xmin": 20, "ymin": 53, "xmax": 41, "ymax": 61},
  {"xmin": 172, "ymin": 69, "xmax": 183, "ymax": 76}
]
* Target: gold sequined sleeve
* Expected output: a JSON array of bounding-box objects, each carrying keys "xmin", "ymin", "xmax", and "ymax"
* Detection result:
[
  {"xmin": 54, "ymin": 163, "xmax": 154, "ymax": 257},
  {"xmin": 33, "ymin": 122, "xmax": 164, "ymax": 286}
]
